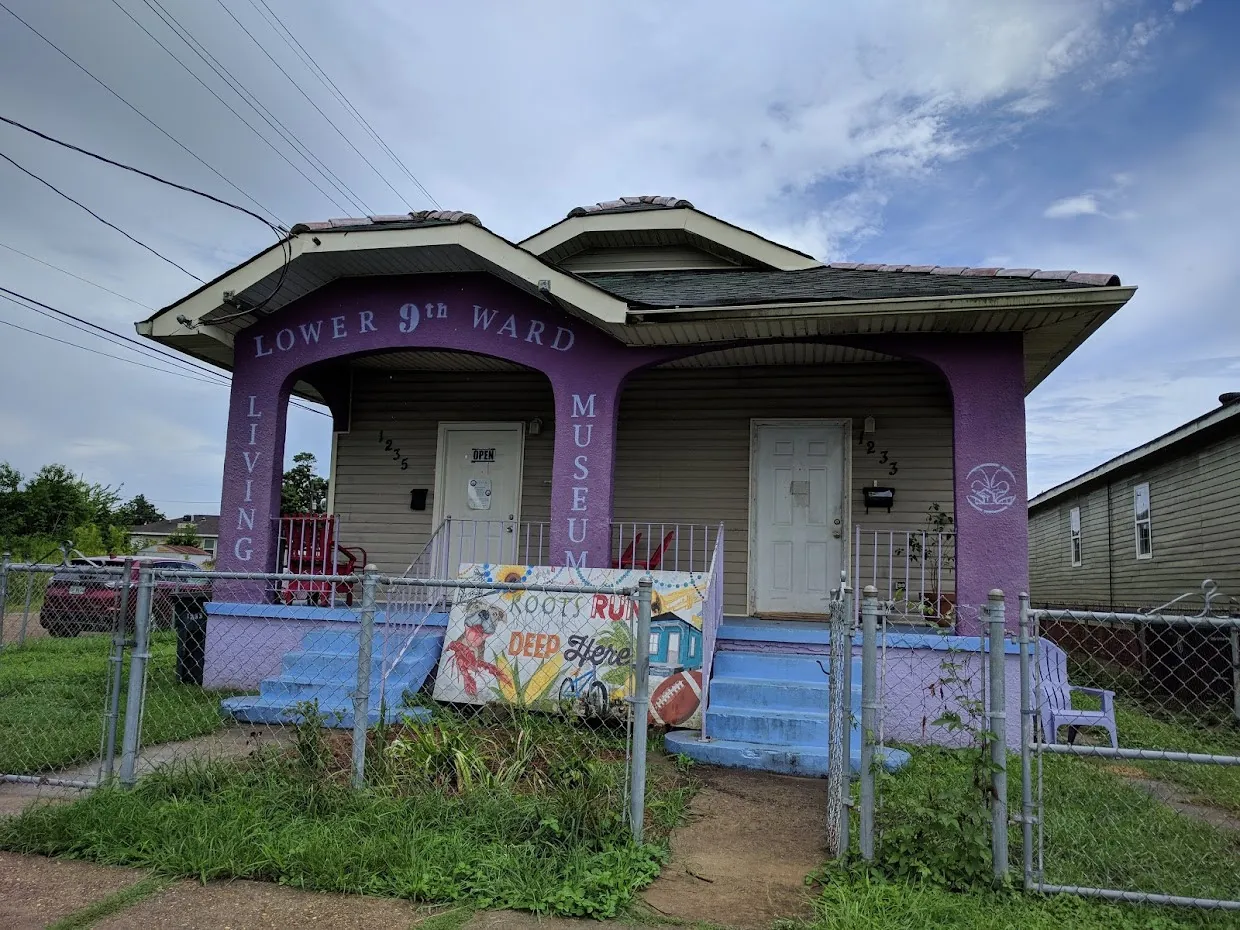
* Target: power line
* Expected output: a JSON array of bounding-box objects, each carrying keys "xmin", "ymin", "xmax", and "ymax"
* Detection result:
[
  {"xmin": 0, "ymin": 288, "xmax": 329, "ymax": 417},
  {"xmin": 0, "ymin": 0, "xmax": 282, "ymax": 226},
  {"xmin": 0, "ymin": 149, "xmax": 206, "ymax": 283},
  {"xmin": 213, "ymin": 0, "xmax": 416, "ymax": 212},
  {"xmin": 105, "ymin": 0, "xmax": 351, "ymax": 216},
  {"xmin": 0, "ymin": 240, "xmax": 154, "ymax": 310},
  {"xmin": 248, "ymin": 0, "xmax": 440, "ymax": 209},
  {"xmin": 0, "ymin": 301, "xmax": 330, "ymax": 416},
  {"xmin": 138, "ymin": 0, "xmax": 372, "ymax": 216},
  {"xmin": 0, "ymin": 114, "xmax": 285, "ymax": 236},
  {"xmin": 0, "ymin": 313, "xmax": 225, "ymax": 384},
  {"xmin": 0, "ymin": 287, "xmax": 231, "ymax": 383}
]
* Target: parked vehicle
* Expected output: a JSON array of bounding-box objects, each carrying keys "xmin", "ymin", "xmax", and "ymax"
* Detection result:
[{"xmin": 40, "ymin": 558, "xmax": 212, "ymax": 637}]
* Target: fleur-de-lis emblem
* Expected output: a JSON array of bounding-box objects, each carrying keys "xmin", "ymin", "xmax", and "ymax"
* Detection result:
[{"xmin": 965, "ymin": 463, "xmax": 1018, "ymax": 514}]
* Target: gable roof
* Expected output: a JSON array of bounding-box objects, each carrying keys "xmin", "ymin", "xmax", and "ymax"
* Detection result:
[
  {"xmin": 520, "ymin": 199, "xmax": 822, "ymax": 270},
  {"xmin": 131, "ymin": 515, "xmax": 220, "ymax": 536},
  {"xmin": 585, "ymin": 264, "xmax": 1119, "ymax": 309},
  {"xmin": 135, "ymin": 198, "xmax": 1135, "ymax": 396},
  {"xmin": 1029, "ymin": 396, "xmax": 1240, "ymax": 510}
]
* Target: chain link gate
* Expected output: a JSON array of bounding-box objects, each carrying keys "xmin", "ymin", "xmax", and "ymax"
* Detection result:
[
  {"xmin": 3, "ymin": 557, "xmax": 656, "ymax": 842},
  {"xmin": 1021, "ymin": 583, "xmax": 1240, "ymax": 912}
]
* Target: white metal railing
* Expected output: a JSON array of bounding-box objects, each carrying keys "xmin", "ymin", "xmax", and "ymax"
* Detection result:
[
  {"xmin": 611, "ymin": 521, "xmax": 719, "ymax": 575},
  {"xmin": 853, "ymin": 524, "xmax": 956, "ymax": 625},
  {"xmin": 699, "ymin": 524, "xmax": 725, "ymax": 739},
  {"xmin": 438, "ymin": 519, "xmax": 551, "ymax": 578}
]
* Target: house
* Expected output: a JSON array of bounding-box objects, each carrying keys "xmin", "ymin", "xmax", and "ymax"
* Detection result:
[
  {"xmin": 136, "ymin": 196, "xmax": 1135, "ymax": 772},
  {"xmin": 130, "ymin": 514, "xmax": 220, "ymax": 560},
  {"xmin": 133, "ymin": 543, "xmax": 214, "ymax": 566},
  {"xmin": 1029, "ymin": 393, "xmax": 1240, "ymax": 609}
]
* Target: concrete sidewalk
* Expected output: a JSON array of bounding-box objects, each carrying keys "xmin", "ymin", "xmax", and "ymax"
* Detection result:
[{"xmin": 1, "ymin": 852, "xmax": 646, "ymax": 930}]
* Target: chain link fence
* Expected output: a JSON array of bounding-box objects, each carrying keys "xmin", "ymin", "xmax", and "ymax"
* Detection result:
[
  {"xmin": 1, "ymin": 560, "xmax": 657, "ymax": 841},
  {"xmin": 1022, "ymin": 585, "xmax": 1240, "ymax": 911},
  {"xmin": 845, "ymin": 590, "xmax": 1011, "ymax": 887}
]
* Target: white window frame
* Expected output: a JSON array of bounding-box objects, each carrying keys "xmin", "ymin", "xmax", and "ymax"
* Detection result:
[
  {"xmin": 1134, "ymin": 482, "xmax": 1152, "ymax": 560},
  {"xmin": 1069, "ymin": 507, "xmax": 1082, "ymax": 567}
]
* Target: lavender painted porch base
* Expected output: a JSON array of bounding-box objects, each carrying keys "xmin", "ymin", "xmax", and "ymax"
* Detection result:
[{"xmin": 715, "ymin": 619, "xmax": 1022, "ymax": 750}]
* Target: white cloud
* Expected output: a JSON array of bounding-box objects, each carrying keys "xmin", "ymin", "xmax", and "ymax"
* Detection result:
[
  {"xmin": 1044, "ymin": 194, "xmax": 1103, "ymax": 219},
  {"xmin": 1173, "ymin": 0, "xmax": 1203, "ymax": 14},
  {"xmin": 0, "ymin": 0, "xmax": 1205, "ymax": 508}
]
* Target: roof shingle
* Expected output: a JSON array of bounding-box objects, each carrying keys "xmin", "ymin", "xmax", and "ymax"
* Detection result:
[{"xmin": 583, "ymin": 264, "xmax": 1122, "ymax": 309}]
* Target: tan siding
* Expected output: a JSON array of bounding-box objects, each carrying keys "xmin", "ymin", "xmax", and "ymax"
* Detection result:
[
  {"xmin": 1029, "ymin": 429, "xmax": 1240, "ymax": 609},
  {"xmin": 1029, "ymin": 485, "xmax": 1111, "ymax": 607},
  {"xmin": 559, "ymin": 246, "xmax": 738, "ymax": 272},
  {"xmin": 615, "ymin": 363, "xmax": 953, "ymax": 615},
  {"xmin": 332, "ymin": 371, "xmax": 554, "ymax": 575},
  {"xmin": 333, "ymin": 362, "xmax": 955, "ymax": 616}
]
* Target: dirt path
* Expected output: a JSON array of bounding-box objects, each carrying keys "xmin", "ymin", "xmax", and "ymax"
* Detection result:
[
  {"xmin": 642, "ymin": 766, "xmax": 827, "ymax": 928},
  {"xmin": 1107, "ymin": 763, "xmax": 1240, "ymax": 832}
]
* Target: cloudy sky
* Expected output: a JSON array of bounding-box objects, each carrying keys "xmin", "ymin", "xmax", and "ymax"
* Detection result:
[{"xmin": 0, "ymin": 0, "xmax": 1236, "ymax": 517}]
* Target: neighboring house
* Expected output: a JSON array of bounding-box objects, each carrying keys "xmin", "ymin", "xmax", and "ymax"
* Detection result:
[
  {"xmin": 1029, "ymin": 394, "xmax": 1240, "ymax": 609},
  {"xmin": 130, "ymin": 514, "xmax": 220, "ymax": 560},
  {"xmin": 134, "ymin": 543, "xmax": 214, "ymax": 567}
]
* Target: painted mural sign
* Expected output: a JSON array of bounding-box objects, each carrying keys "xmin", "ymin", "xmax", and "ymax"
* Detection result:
[{"xmin": 433, "ymin": 564, "xmax": 709, "ymax": 729}]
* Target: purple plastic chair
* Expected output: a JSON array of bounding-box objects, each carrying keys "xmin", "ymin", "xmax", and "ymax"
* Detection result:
[{"xmin": 1038, "ymin": 640, "xmax": 1118, "ymax": 748}]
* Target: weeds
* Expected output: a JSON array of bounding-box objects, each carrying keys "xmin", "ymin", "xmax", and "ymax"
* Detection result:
[{"xmin": 0, "ymin": 705, "xmax": 695, "ymax": 918}]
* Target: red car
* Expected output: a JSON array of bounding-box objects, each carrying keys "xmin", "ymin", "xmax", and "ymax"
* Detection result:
[{"xmin": 40, "ymin": 558, "xmax": 212, "ymax": 637}]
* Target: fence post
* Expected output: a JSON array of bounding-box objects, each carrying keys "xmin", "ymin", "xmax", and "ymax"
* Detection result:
[
  {"xmin": 0, "ymin": 551, "xmax": 9, "ymax": 649},
  {"xmin": 1018, "ymin": 592, "xmax": 1035, "ymax": 892},
  {"xmin": 825, "ymin": 580, "xmax": 850, "ymax": 858},
  {"xmin": 630, "ymin": 576, "xmax": 653, "ymax": 844},
  {"xmin": 859, "ymin": 585, "xmax": 878, "ymax": 862},
  {"xmin": 988, "ymin": 589, "xmax": 1009, "ymax": 883},
  {"xmin": 119, "ymin": 565, "xmax": 154, "ymax": 788},
  {"xmin": 351, "ymin": 565, "xmax": 378, "ymax": 789},
  {"xmin": 840, "ymin": 582, "xmax": 854, "ymax": 858},
  {"xmin": 102, "ymin": 557, "xmax": 134, "ymax": 782},
  {"xmin": 20, "ymin": 564, "xmax": 34, "ymax": 645}
]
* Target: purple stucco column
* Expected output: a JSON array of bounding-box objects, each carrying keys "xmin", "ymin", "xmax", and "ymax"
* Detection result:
[
  {"xmin": 210, "ymin": 275, "xmax": 668, "ymax": 596},
  {"xmin": 855, "ymin": 334, "xmax": 1028, "ymax": 634},
  {"xmin": 215, "ymin": 368, "xmax": 291, "ymax": 579},
  {"xmin": 548, "ymin": 368, "xmax": 628, "ymax": 568}
]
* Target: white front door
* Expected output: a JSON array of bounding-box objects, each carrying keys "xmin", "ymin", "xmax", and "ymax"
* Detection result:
[
  {"xmin": 434, "ymin": 423, "xmax": 525, "ymax": 572},
  {"xmin": 750, "ymin": 420, "xmax": 848, "ymax": 616}
]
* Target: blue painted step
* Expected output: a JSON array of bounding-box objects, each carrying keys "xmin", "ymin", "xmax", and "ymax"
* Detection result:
[
  {"xmin": 669, "ymin": 639, "xmax": 910, "ymax": 776},
  {"xmin": 221, "ymin": 622, "xmax": 446, "ymax": 727}
]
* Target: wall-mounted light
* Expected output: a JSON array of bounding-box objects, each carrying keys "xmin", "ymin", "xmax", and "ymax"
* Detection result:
[
  {"xmin": 528, "ymin": 417, "xmax": 543, "ymax": 436},
  {"xmin": 863, "ymin": 416, "xmax": 876, "ymax": 435}
]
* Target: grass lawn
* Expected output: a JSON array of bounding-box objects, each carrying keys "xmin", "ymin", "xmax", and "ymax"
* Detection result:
[
  {"xmin": 796, "ymin": 700, "xmax": 1240, "ymax": 930},
  {"xmin": 0, "ymin": 631, "xmax": 229, "ymax": 775},
  {"xmin": 0, "ymin": 704, "xmax": 696, "ymax": 918}
]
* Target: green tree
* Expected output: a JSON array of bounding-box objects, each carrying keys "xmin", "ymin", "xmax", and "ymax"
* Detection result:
[
  {"xmin": 20, "ymin": 465, "xmax": 120, "ymax": 536},
  {"xmin": 115, "ymin": 494, "xmax": 165, "ymax": 527},
  {"xmin": 164, "ymin": 522, "xmax": 203, "ymax": 547},
  {"xmin": 281, "ymin": 452, "xmax": 328, "ymax": 515}
]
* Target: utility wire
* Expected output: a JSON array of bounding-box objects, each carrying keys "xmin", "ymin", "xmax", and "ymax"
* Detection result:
[
  {"xmin": 139, "ymin": 0, "xmax": 370, "ymax": 215},
  {"xmin": 0, "ymin": 240, "xmax": 154, "ymax": 310},
  {"xmin": 0, "ymin": 293, "xmax": 329, "ymax": 416},
  {"xmin": 0, "ymin": 114, "xmax": 285, "ymax": 236},
  {"xmin": 0, "ymin": 313, "xmax": 225, "ymax": 385},
  {"xmin": 213, "ymin": 0, "xmax": 415, "ymax": 212},
  {"xmin": 248, "ymin": 0, "xmax": 440, "ymax": 209},
  {"xmin": 0, "ymin": 149, "xmax": 205, "ymax": 283},
  {"xmin": 105, "ymin": 0, "xmax": 350, "ymax": 216},
  {"xmin": 0, "ymin": 286, "xmax": 230, "ymax": 383},
  {"xmin": 0, "ymin": 0, "xmax": 282, "ymax": 226}
]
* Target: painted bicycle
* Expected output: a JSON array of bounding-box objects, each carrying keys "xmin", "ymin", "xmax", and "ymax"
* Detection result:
[{"xmin": 557, "ymin": 664, "xmax": 613, "ymax": 719}]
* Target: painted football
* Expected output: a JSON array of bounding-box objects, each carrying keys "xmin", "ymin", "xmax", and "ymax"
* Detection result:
[{"xmin": 648, "ymin": 670, "xmax": 702, "ymax": 727}]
